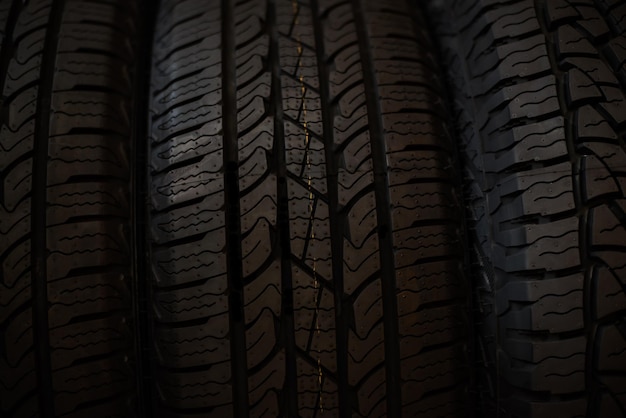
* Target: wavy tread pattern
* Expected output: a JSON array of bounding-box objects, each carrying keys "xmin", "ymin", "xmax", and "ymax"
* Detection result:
[
  {"xmin": 148, "ymin": 0, "xmax": 468, "ymax": 416},
  {"xmin": 430, "ymin": 0, "xmax": 626, "ymax": 416},
  {"xmin": 0, "ymin": 0, "xmax": 140, "ymax": 416}
]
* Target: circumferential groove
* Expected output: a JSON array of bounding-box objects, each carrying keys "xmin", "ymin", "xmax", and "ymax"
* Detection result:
[
  {"xmin": 350, "ymin": 0, "xmax": 402, "ymax": 416},
  {"xmin": 221, "ymin": 0, "xmax": 250, "ymax": 416},
  {"xmin": 32, "ymin": 1, "xmax": 65, "ymax": 416}
]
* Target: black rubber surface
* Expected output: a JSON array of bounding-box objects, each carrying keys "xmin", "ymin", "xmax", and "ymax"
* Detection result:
[
  {"xmin": 147, "ymin": 0, "xmax": 469, "ymax": 416},
  {"xmin": 429, "ymin": 0, "xmax": 626, "ymax": 416},
  {"xmin": 0, "ymin": 0, "xmax": 142, "ymax": 416}
]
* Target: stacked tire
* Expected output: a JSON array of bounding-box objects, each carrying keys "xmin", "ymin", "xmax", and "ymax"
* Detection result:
[
  {"xmin": 0, "ymin": 0, "xmax": 624, "ymax": 417},
  {"xmin": 429, "ymin": 1, "xmax": 626, "ymax": 416},
  {"xmin": 147, "ymin": 0, "xmax": 469, "ymax": 416},
  {"xmin": 0, "ymin": 1, "xmax": 145, "ymax": 416}
]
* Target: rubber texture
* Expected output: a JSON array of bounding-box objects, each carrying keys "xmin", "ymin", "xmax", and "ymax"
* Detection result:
[
  {"xmin": 0, "ymin": 0, "xmax": 142, "ymax": 416},
  {"xmin": 147, "ymin": 0, "xmax": 469, "ymax": 416},
  {"xmin": 429, "ymin": 0, "xmax": 626, "ymax": 417}
]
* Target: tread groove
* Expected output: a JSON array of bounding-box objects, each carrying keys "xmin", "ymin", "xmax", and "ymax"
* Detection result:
[
  {"xmin": 32, "ymin": 1, "xmax": 65, "ymax": 416},
  {"xmin": 130, "ymin": 0, "xmax": 158, "ymax": 416},
  {"xmin": 268, "ymin": 1, "xmax": 298, "ymax": 415},
  {"xmin": 310, "ymin": 0, "xmax": 351, "ymax": 414},
  {"xmin": 351, "ymin": 1, "xmax": 401, "ymax": 416},
  {"xmin": 222, "ymin": 0, "xmax": 250, "ymax": 416}
]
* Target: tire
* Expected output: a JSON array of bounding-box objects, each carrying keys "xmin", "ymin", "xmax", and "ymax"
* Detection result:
[
  {"xmin": 0, "ymin": 1, "xmax": 143, "ymax": 416},
  {"xmin": 147, "ymin": 0, "xmax": 469, "ymax": 416},
  {"xmin": 429, "ymin": 1, "xmax": 626, "ymax": 416}
]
